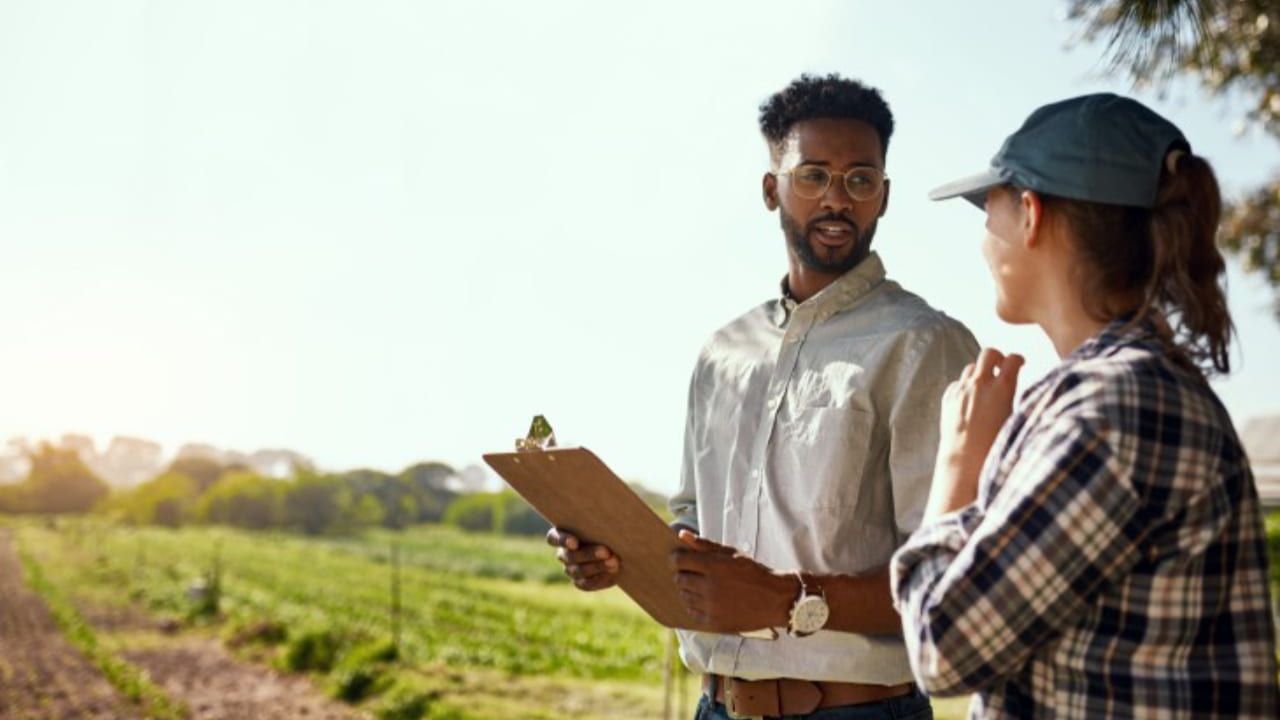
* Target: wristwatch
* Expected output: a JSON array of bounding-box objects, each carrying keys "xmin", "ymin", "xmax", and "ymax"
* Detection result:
[{"xmin": 787, "ymin": 572, "xmax": 829, "ymax": 637}]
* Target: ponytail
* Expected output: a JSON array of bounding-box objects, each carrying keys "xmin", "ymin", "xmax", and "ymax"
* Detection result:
[
  {"xmin": 1142, "ymin": 153, "xmax": 1233, "ymax": 375},
  {"xmin": 1041, "ymin": 151, "xmax": 1234, "ymax": 376}
]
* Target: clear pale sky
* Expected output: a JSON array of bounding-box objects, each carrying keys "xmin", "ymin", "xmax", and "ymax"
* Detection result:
[{"xmin": 3, "ymin": 1, "xmax": 1278, "ymax": 493}]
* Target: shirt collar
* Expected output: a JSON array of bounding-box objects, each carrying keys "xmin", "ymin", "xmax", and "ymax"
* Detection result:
[
  {"xmin": 1064, "ymin": 312, "xmax": 1160, "ymax": 364},
  {"xmin": 1017, "ymin": 312, "xmax": 1164, "ymax": 408},
  {"xmin": 773, "ymin": 251, "xmax": 887, "ymax": 327}
]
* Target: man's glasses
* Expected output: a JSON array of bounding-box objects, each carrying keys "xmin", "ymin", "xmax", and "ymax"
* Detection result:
[{"xmin": 774, "ymin": 164, "xmax": 887, "ymax": 202}]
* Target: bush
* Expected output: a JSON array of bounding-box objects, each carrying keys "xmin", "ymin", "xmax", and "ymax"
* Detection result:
[
  {"xmin": 103, "ymin": 472, "xmax": 200, "ymax": 527},
  {"xmin": 330, "ymin": 665, "xmax": 388, "ymax": 702},
  {"xmin": 283, "ymin": 473, "xmax": 352, "ymax": 535},
  {"xmin": 226, "ymin": 619, "xmax": 287, "ymax": 648},
  {"xmin": 280, "ymin": 628, "xmax": 341, "ymax": 672},
  {"xmin": 374, "ymin": 687, "xmax": 441, "ymax": 720},
  {"xmin": 329, "ymin": 639, "xmax": 399, "ymax": 703},
  {"xmin": 164, "ymin": 457, "xmax": 226, "ymax": 494},
  {"xmin": 2, "ymin": 444, "xmax": 109, "ymax": 514},
  {"xmin": 442, "ymin": 492, "xmax": 548, "ymax": 537},
  {"xmin": 195, "ymin": 472, "xmax": 284, "ymax": 530},
  {"xmin": 442, "ymin": 493, "xmax": 499, "ymax": 533}
]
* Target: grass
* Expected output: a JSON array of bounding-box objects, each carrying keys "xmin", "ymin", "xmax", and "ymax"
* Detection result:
[
  {"xmin": 15, "ymin": 530, "xmax": 187, "ymax": 720},
  {"xmin": 16, "ymin": 519, "xmax": 677, "ymax": 718},
  {"xmin": 13, "ymin": 517, "xmax": 984, "ymax": 719},
  {"xmin": 10, "ymin": 510, "xmax": 1280, "ymax": 719}
]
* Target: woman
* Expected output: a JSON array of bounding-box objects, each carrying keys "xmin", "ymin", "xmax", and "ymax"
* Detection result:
[{"xmin": 891, "ymin": 93, "xmax": 1278, "ymax": 718}]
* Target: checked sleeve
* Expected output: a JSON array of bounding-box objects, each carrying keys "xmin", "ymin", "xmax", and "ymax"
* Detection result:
[{"xmin": 890, "ymin": 416, "xmax": 1149, "ymax": 696}]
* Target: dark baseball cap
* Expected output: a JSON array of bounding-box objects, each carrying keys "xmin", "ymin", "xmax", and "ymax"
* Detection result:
[{"xmin": 929, "ymin": 93, "xmax": 1190, "ymax": 209}]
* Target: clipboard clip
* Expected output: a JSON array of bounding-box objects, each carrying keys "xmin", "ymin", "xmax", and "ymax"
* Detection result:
[{"xmin": 515, "ymin": 414, "xmax": 558, "ymax": 452}]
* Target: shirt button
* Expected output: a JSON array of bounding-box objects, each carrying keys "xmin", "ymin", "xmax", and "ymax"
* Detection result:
[
  {"xmin": 766, "ymin": 398, "xmax": 779, "ymax": 410},
  {"xmin": 751, "ymin": 469, "xmax": 760, "ymax": 479}
]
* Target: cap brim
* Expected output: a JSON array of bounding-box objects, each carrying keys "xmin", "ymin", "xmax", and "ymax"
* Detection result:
[{"xmin": 928, "ymin": 169, "xmax": 1004, "ymax": 209}]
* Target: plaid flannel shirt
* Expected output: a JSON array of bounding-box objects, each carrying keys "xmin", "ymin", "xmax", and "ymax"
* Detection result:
[{"xmin": 891, "ymin": 317, "xmax": 1278, "ymax": 718}]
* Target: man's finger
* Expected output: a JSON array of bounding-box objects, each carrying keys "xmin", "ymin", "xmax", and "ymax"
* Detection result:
[
  {"xmin": 574, "ymin": 576, "xmax": 608, "ymax": 591},
  {"xmin": 679, "ymin": 588, "xmax": 706, "ymax": 609},
  {"xmin": 674, "ymin": 570, "xmax": 708, "ymax": 593},
  {"xmin": 557, "ymin": 546, "xmax": 612, "ymax": 566},
  {"xmin": 546, "ymin": 528, "xmax": 580, "ymax": 551},
  {"xmin": 677, "ymin": 529, "xmax": 736, "ymax": 555},
  {"xmin": 670, "ymin": 549, "xmax": 717, "ymax": 573},
  {"xmin": 569, "ymin": 561, "xmax": 615, "ymax": 580},
  {"xmin": 573, "ymin": 569, "xmax": 618, "ymax": 590}
]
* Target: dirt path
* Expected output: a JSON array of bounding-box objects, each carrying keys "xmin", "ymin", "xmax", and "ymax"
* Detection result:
[
  {"xmin": 0, "ymin": 527, "xmax": 142, "ymax": 720},
  {"xmin": 2, "ymin": 527, "xmax": 366, "ymax": 720},
  {"xmin": 78, "ymin": 590, "xmax": 366, "ymax": 720},
  {"xmin": 69, "ymin": 586, "xmax": 367, "ymax": 719},
  {"xmin": 119, "ymin": 638, "xmax": 366, "ymax": 720}
]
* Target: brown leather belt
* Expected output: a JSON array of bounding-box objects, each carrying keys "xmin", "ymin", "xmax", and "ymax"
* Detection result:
[{"xmin": 705, "ymin": 674, "xmax": 913, "ymax": 719}]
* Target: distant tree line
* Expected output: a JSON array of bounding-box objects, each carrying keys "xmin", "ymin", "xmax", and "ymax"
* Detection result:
[{"xmin": 0, "ymin": 443, "xmax": 558, "ymax": 537}]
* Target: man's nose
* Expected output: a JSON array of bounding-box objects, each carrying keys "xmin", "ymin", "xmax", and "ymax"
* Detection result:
[{"xmin": 820, "ymin": 175, "xmax": 854, "ymax": 213}]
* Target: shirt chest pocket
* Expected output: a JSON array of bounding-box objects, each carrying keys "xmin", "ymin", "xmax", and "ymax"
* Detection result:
[{"xmin": 776, "ymin": 404, "xmax": 876, "ymax": 510}]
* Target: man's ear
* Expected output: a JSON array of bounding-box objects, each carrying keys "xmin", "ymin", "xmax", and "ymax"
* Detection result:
[
  {"xmin": 1021, "ymin": 190, "xmax": 1043, "ymax": 249},
  {"xmin": 878, "ymin": 177, "xmax": 891, "ymax": 218},
  {"xmin": 763, "ymin": 172, "xmax": 779, "ymax": 211}
]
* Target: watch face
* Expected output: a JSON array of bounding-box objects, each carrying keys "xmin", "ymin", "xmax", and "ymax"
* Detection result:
[{"xmin": 792, "ymin": 595, "xmax": 829, "ymax": 634}]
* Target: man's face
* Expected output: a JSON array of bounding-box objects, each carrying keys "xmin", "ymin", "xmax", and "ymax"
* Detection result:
[{"xmin": 763, "ymin": 118, "xmax": 890, "ymax": 275}]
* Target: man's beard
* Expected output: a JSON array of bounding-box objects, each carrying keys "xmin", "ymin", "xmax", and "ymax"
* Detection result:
[{"xmin": 780, "ymin": 209, "xmax": 877, "ymax": 275}]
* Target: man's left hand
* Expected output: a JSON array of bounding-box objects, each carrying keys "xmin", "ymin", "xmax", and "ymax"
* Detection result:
[{"xmin": 669, "ymin": 530, "xmax": 795, "ymax": 633}]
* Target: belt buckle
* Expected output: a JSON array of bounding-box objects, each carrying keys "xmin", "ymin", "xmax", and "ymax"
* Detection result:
[{"xmin": 723, "ymin": 682, "xmax": 763, "ymax": 720}]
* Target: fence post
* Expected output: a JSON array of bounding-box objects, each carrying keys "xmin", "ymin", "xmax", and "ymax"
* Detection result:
[
  {"xmin": 677, "ymin": 636, "xmax": 687, "ymax": 717},
  {"xmin": 134, "ymin": 534, "xmax": 146, "ymax": 586},
  {"xmin": 663, "ymin": 629, "xmax": 675, "ymax": 720},
  {"xmin": 391, "ymin": 538, "xmax": 402, "ymax": 656}
]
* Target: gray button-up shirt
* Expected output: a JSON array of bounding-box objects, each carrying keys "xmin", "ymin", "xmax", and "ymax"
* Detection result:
[{"xmin": 670, "ymin": 252, "xmax": 979, "ymax": 684}]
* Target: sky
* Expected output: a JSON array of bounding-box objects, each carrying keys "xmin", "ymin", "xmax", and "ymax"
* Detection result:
[{"xmin": 2, "ymin": 1, "xmax": 1278, "ymax": 494}]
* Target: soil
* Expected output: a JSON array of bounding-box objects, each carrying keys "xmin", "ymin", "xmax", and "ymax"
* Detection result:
[
  {"xmin": 0, "ymin": 528, "xmax": 141, "ymax": 720},
  {"xmin": 121, "ymin": 640, "xmax": 365, "ymax": 720},
  {"xmin": 0, "ymin": 528, "xmax": 367, "ymax": 720}
]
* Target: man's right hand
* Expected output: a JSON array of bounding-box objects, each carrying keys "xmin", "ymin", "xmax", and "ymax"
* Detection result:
[{"xmin": 546, "ymin": 527, "xmax": 620, "ymax": 591}]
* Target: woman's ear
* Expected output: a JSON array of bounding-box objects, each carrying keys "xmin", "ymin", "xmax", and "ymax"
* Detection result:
[{"xmin": 1021, "ymin": 190, "xmax": 1044, "ymax": 248}]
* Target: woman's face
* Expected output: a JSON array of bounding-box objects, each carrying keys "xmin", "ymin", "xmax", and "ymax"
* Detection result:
[{"xmin": 981, "ymin": 187, "xmax": 1036, "ymax": 324}]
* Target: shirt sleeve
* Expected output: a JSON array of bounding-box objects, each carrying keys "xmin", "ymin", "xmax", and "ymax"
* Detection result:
[
  {"xmin": 668, "ymin": 363, "xmax": 701, "ymax": 533},
  {"xmin": 888, "ymin": 321, "xmax": 980, "ymax": 538},
  {"xmin": 890, "ymin": 416, "xmax": 1149, "ymax": 696}
]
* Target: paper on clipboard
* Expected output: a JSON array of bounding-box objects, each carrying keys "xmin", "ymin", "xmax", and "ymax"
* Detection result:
[{"xmin": 483, "ymin": 447, "xmax": 703, "ymax": 630}]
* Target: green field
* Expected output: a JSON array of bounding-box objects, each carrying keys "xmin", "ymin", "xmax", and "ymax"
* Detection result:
[
  {"xmin": 11, "ymin": 518, "xmax": 971, "ymax": 719},
  {"xmin": 12, "ymin": 519, "xmax": 683, "ymax": 719}
]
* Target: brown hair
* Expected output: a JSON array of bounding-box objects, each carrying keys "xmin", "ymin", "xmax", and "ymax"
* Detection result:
[{"xmin": 1037, "ymin": 152, "xmax": 1234, "ymax": 376}]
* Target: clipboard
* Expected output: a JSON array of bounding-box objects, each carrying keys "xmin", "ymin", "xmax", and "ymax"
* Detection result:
[{"xmin": 483, "ymin": 447, "xmax": 703, "ymax": 630}]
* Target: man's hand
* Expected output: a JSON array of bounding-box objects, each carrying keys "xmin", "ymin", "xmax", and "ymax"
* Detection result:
[
  {"xmin": 546, "ymin": 527, "xmax": 620, "ymax": 591},
  {"xmin": 926, "ymin": 347, "xmax": 1024, "ymax": 519},
  {"xmin": 669, "ymin": 530, "xmax": 795, "ymax": 633}
]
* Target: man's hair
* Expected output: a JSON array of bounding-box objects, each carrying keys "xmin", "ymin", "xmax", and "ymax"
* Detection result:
[{"xmin": 758, "ymin": 73, "xmax": 895, "ymax": 161}]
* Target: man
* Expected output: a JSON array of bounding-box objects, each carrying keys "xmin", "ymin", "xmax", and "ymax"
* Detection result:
[{"xmin": 549, "ymin": 74, "xmax": 978, "ymax": 719}]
